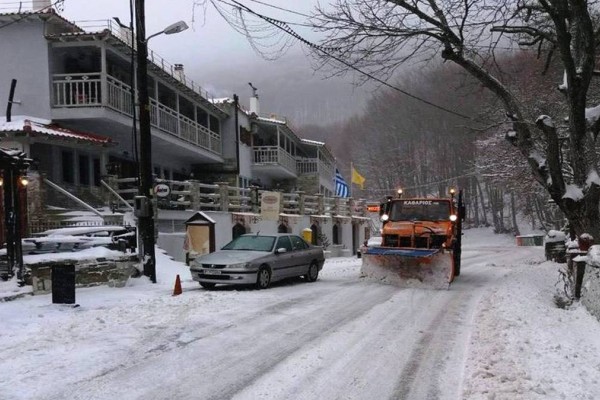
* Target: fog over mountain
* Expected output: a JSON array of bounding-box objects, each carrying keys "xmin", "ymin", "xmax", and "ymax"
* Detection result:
[{"xmin": 192, "ymin": 53, "xmax": 375, "ymax": 127}]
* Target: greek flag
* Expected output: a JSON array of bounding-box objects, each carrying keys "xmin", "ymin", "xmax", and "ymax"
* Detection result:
[{"xmin": 335, "ymin": 168, "xmax": 349, "ymax": 197}]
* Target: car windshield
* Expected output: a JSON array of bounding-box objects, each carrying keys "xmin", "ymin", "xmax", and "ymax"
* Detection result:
[
  {"xmin": 221, "ymin": 235, "xmax": 276, "ymax": 252},
  {"xmin": 388, "ymin": 200, "xmax": 451, "ymax": 221}
]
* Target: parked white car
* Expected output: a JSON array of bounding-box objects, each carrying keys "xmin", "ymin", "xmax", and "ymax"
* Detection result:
[{"xmin": 190, "ymin": 233, "xmax": 325, "ymax": 289}]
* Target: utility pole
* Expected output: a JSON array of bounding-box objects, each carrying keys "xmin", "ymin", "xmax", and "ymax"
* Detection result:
[{"xmin": 134, "ymin": 0, "xmax": 156, "ymax": 283}]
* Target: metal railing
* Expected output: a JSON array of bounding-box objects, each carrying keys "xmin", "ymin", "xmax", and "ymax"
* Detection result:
[
  {"xmin": 72, "ymin": 19, "xmax": 218, "ymax": 103},
  {"xmin": 52, "ymin": 73, "xmax": 221, "ymax": 155}
]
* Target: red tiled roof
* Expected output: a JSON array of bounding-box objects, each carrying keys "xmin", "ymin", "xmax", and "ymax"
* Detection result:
[{"xmin": 0, "ymin": 117, "xmax": 113, "ymax": 145}]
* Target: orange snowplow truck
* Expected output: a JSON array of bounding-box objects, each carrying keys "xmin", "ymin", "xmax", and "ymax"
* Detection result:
[{"xmin": 360, "ymin": 188, "xmax": 465, "ymax": 289}]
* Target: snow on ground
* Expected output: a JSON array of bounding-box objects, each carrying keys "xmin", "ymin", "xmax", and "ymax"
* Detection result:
[
  {"xmin": 0, "ymin": 228, "xmax": 599, "ymax": 399},
  {"xmin": 461, "ymin": 241, "xmax": 600, "ymax": 399}
]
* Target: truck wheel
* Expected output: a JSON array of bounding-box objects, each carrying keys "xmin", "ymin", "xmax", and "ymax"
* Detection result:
[
  {"xmin": 305, "ymin": 261, "xmax": 319, "ymax": 282},
  {"xmin": 256, "ymin": 266, "xmax": 271, "ymax": 289}
]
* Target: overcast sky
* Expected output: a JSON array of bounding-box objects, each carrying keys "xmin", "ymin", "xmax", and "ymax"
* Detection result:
[{"xmin": 58, "ymin": 0, "xmax": 373, "ymax": 126}]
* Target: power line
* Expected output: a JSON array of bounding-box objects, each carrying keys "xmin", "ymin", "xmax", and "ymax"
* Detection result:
[{"xmin": 215, "ymin": 0, "xmax": 474, "ymax": 120}]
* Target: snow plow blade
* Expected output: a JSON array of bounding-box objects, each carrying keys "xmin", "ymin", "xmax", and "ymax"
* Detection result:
[{"xmin": 360, "ymin": 247, "xmax": 454, "ymax": 289}]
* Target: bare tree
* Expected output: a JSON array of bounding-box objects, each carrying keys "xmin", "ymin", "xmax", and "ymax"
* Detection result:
[{"xmin": 310, "ymin": 0, "xmax": 600, "ymax": 239}]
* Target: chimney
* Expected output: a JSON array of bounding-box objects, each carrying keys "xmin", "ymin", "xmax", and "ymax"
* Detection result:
[
  {"xmin": 32, "ymin": 0, "xmax": 52, "ymax": 12},
  {"xmin": 248, "ymin": 82, "xmax": 259, "ymax": 115},
  {"xmin": 174, "ymin": 64, "xmax": 185, "ymax": 83}
]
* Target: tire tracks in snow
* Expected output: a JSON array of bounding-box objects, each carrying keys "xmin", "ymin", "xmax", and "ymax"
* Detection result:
[{"xmin": 45, "ymin": 280, "xmax": 399, "ymax": 400}]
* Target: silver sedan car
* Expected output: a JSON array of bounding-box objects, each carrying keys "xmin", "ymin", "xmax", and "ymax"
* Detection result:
[{"xmin": 190, "ymin": 233, "xmax": 325, "ymax": 289}]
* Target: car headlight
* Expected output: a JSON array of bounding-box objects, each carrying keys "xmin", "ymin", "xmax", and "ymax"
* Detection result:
[{"xmin": 226, "ymin": 262, "xmax": 251, "ymax": 269}]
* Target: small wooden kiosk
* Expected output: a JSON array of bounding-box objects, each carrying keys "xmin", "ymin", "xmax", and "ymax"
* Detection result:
[{"xmin": 184, "ymin": 211, "xmax": 216, "ymax": 265}]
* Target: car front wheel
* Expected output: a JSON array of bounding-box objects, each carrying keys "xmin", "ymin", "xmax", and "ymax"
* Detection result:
[
  {"xmin": 305, "ymin": 261, "xmax": 319, "ymax": 282},
  {"xmin": 256, "ymin": 266, "xmax": 271, "ymax": 289}
]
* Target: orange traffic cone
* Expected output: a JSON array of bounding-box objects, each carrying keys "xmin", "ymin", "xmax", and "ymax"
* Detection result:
[{"xmin": 172, "ymin": 274, "xmax": 182, "ymax": 296}]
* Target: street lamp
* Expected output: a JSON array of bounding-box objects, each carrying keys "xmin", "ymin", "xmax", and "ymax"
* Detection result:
[
  {"xmin": 135, "ymin": 0, "xmax": 188, "ymax": 283},
  {"xmin": 146, "ymin": 20, "xmax": 189, "ymax": 42}
]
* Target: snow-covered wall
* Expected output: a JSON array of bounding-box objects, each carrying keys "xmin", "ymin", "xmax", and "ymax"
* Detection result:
[{"xmin": 156, "ymin": 209, "xmax": 368, "ymax": 260}]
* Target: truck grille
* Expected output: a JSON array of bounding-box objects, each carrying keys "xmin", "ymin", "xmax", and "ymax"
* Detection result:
[
  {"xmin": 383, "ymin": 235, "xmax": 447, "ymax": 249},
  {"xmin": 414, "ymin": 237, "xmax": 428, "ymax": 248},
  {"xmin": 383, "ymin": 235, "xmax": 398, "ymax": 247},
  {"xmin": 430, "ymin": 235, "xmax": 447, "ymax": 248}
]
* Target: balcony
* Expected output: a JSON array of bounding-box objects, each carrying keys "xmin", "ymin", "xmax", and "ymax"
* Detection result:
[
  {"xmin": 297, "ymin": 157, "xmax": 334, "ymax": 177},
  {"xmin": 252, "ymin": 146, "xmax": 297, "ymax": 178},
  {"xmin": 52, "ymin": 73, "xmax": 221, "ymax": 154}
]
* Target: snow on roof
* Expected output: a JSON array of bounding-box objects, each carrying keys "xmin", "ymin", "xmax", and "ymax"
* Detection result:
[
  {"xmin": 0, "ymin": 116, "xmax": 113, "ymax": 145},
  {"xmin": 39, "ymin": 226, "xmax": 130, "ymax": 236},
  {"xmin": 256, "ymin": 115, "xmax": 287, "ymax": 125},
  {"xmin": 211, "ymin": 97, "xmax": 234, "ymax": 105},
  {"xmin": 0, "ymin": 8, "xmax": 81, "ymax": 31},
  {"xmin": 301, "ymin": 138, "xmax": 325, "ymax": 146}
]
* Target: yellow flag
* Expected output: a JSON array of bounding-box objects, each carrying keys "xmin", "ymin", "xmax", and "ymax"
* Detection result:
[{"xmin": 352, "ymin": 166, "xmax": 365, "ymax": 189}]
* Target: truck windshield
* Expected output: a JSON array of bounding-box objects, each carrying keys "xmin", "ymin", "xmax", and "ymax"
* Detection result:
[{"xmin": 388, "ymin": 200, "xmax": 451, "ymax": 221}]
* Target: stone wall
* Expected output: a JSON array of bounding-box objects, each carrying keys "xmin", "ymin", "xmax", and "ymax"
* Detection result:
[
  {"xmin": 582, "ymin": 265, "xmax": 600, "ymax": 320},
  {"xmin": 28, "ymin": 255, "xmax": 139, "ymax": 295}
]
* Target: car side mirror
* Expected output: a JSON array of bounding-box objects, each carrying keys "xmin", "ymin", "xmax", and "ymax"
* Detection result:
[{"xmin": 275, "ymin": 247, "xmax": 287, "ymax": 254}]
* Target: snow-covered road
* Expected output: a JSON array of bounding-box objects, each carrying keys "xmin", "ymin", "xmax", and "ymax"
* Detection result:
[{"xmin": 2, "ymin": 229, "xmax": 600, "ymax": 400}]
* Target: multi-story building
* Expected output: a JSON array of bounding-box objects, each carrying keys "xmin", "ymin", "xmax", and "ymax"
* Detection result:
[
  {"xmin": 0, "ymin": 3, "xmax": 337, "ymax": 203},
  {"xmin": 0, "ymin": 2, "xmax": 372, "ymax": 262}
]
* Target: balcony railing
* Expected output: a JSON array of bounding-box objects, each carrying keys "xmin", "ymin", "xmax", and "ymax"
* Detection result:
[
  {"xmin": 53, "ymin": 73, "xmax": 102, "ymax": 107},
  {"xmin": 297, "ymin": 157, "xmax": 334, "ymax": 175},
  {"xmin": 52, "ymin": 73, "xmax": 221, "ymax": 155},
  {"xmin": 253, "ymin": 146, "xmax": 297, "ymax": 174}
]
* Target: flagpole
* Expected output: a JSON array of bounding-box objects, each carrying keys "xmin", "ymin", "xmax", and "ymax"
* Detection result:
[{"xmin": 349, "ymin": 161, "xmax": 353, "ymax": 198}]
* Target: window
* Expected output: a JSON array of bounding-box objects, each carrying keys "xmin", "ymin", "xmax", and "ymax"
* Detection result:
[
  {"xmin": 62, "ymin": 150, "xmax": 74, "ymax": 184},
  {"xmin": 224, "ymin": 234, "xmax": 273, "ymax": 250},
  {"xmin": 290, "ymin": 235, "xmax": 308, "ymax": 250},
  {"xmin": 232, "ymin": 223, "xmax": 246, "ymax": 240},
  {"xmin": 93, "ymin": 158, "xmax": 101, "ymax": 186},
  {"xmin": 209, "ymin": 115, "xmax": 220, "ymax": 134},
  {"xmin": 79, "ymin": 155, "xmax": 90, "ymax": 185},
  {"xmin": 333, "ymin": 223, "xmax": 341, "ymax": 245},
  {"xmin": 196, "ymin": 108, "xmax": 208, "ymax": 128},
  {"xmin": 275, "ymin": 236, "xmax": 293, "ymax": 251},
  {"xmin": 278, "ymin": 223, "xmax": 289, "ymax": 233}
]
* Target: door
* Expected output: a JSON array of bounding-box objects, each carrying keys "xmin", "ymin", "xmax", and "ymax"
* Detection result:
[{"xmin": 272, "ymin": 235, "xmax": 295, "ymax": 279}]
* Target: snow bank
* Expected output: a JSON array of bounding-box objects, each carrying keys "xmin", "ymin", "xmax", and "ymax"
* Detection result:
[{"xmin": 463, "ymin": 259, "xmax": 600, "ymax": 399}]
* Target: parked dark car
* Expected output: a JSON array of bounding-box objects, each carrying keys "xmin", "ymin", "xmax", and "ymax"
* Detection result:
[{"xmin": 190, "ymin": 233, "xmax": 325, "ymax": 289}]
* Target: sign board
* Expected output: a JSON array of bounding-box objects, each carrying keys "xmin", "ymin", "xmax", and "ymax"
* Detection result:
[
  {"xmin": 261, "ymin": 191, "xmax": 281, "ymax": 221},
  {"xmin": 366, "ymin": 204, "xmax": 380, "ymax": 213},
  {"xmin": 154, "ymin": 183, "xmax": 171, "ymax": 198},
  {"xmin": 52, "ymin": 265, "xmax": 76, "ymax": 304}
]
